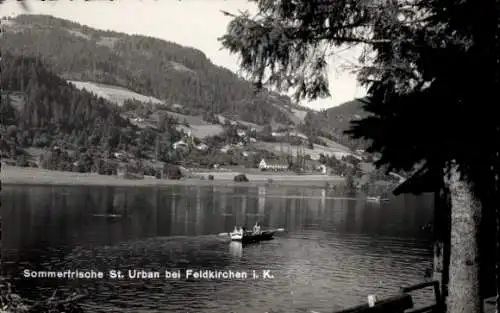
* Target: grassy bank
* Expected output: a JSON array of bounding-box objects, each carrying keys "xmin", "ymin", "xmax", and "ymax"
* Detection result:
[{"xmin": 0, "ymin": 165, "xmax": 344, "ymax": 188}]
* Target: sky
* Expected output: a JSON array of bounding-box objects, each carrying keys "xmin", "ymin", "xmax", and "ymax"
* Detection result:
[{"xmin": 0, "ymin": 0, "xmax": 367, "ymax": 110}]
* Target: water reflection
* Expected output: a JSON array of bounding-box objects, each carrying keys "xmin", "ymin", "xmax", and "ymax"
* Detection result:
[
  {"xmin": 229, "ymin": 241, "xmax": 243, "ymax": 258},
  {"xmin": 321, "ymin": 188, "xmax": 326, "ymax": 210},
  {"xmin": 258, "ymin": 186, "xmax": 266, "ymax": 216},
  {"xmin": 1, "ymin": 185, "xmax": 435, "ymax": 313}
]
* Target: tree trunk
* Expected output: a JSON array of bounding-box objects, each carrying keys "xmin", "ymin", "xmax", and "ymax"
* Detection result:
[
  {"xmin": 433, "ymin": 186, "xmax": 451, "ymax": 308},
  {"xmin": 445, "ymin": 162, "xmax": 482, "ymax": 313},
  {"xmin": 496, "ymin": 197, "xmax": 500, "ymax": 313}
]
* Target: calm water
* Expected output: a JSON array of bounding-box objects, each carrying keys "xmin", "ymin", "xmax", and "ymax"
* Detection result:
[{"xmin": 1, "ymin": 184, "xmax": 435, "ymax": 313}]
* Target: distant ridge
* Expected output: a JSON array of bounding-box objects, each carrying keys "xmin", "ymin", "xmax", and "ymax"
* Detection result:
[
  {"xmin": 2, "ymin": 14, "xmax": 312, "ymax": 127},
  {"xmin": 302, "ymin": 98, "xmax": 371, "ymax": 150}
]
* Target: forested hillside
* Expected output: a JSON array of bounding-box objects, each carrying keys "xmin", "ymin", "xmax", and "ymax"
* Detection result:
[
  {"xmin": 0, "ymin": 14, "xmax": 373, "ymax": 176},
  {"xmin": 0, "ymin": 53, "xmax": 186, "ymax": 169},
  {"xmin": 301, "ymin": 99, "xmax": 371, "ymax": 149},
  {"xmin": 1, "ymin": 53, "xmax": 129, "ymax": 143},
  {"xmin": 1, "ymin": 14, "xmax": 308, "ymax": 126}
]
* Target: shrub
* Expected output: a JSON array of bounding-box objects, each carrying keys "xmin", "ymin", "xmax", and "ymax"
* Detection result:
[
  {"xmin": 155, "ymin": 171, "xmax": 162, "ymax": 179},
  {"xmin": 164, "ymin": 164, "xmax": 183, "ymax": 180},
  {"xmin": 234, "ymin": 174, "xmax": 249, "ymax": 182}
]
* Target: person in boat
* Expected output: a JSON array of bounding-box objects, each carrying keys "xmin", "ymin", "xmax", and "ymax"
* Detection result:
[
  {"xmin": 234, "ymin": 225, "xmax": 241, "ymax": 235},
  {"xmin": 253, "ymin": 222, "xmax": 261, "ymax": 234}
]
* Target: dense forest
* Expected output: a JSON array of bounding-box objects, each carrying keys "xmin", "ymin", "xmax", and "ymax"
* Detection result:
[
  {"xmin": 0, "ymin": 53, "xmax": 187, "ymax": 170},
  {"xmin": 1, "ymin": 14, "xmax": 303, "ymax": 126},
  {"xmin": 299, "ymin": 99, "xmax": 371, "ymax": 150}
]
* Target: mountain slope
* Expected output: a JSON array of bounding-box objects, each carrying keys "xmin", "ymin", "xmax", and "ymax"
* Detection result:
[
  {"xmin": 0, "ymin": 53, "xmax": 183, "ymax": 166},
  {"xmin": 1, "ymin": 14, "xmax": 311, "ymax": 126},
  {"xmin": 302, "ymin": 99, "xmax": 371, "ymax": 149},
  {"xmin": 68, "ymin": 81, "xmax": 165, "ymax": 107},
  {"xmin": 0, "ymin": 53, "xmax": 128, "ymax": 132}
]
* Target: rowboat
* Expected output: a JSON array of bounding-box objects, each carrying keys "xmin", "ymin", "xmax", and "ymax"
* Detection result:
[{"xmin": 229, "ymin": 230, "xmax": 276, "ymax": 243}]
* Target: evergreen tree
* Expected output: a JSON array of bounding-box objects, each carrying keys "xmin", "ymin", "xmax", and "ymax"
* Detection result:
[{"xmin": 220, "ymin": 1, "xmax": 500, "ymax": 312}]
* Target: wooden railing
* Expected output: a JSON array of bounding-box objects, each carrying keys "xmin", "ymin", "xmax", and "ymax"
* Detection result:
[
  {"xmin": 333, "ymin": 280, "xmax": 442, "ymax": 313},
  {"xmin": 401, "ymin": 280, "xmax": 443, "ymax": 313},
  {"xmin": 333, "ymin": 294, "xmax": 413, "ymax": 313}
]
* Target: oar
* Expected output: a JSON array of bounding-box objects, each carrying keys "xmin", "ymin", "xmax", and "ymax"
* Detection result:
[
  {"xmin": 267, "ymin": 228, "xmax": 285, "ymax": 232},
  {"xmin": 218, "ymin": 232, "xmax": 230, "ymax": 236}
]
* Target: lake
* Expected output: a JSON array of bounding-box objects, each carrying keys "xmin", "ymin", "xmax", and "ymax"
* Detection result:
[{"xmin": 0, "ymin": 184, "xmax": 435, "ymax": 313}]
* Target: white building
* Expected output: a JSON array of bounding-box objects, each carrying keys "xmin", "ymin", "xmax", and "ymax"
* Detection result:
[
  {"xmin": 258, "ymin": 159, "xmax": 288, "ymax": 171},
  {"xmin": 220, "ymin": 144, "xmax": 232, "ymax": 153},
  {"xmin": 196, "ymin": 143, "xmax": 208, "ymax": 151},
  {"xmin": 173, "ymin": 140, "xmax": 187, "ymax": 150},
  {"xmin": 332, "ymin": 151, "xmax": 363, "ymax": 160}
]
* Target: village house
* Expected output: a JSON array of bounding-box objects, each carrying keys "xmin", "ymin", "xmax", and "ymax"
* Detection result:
[
  {"xmin": 173, "ymin": 140, "xmax": 187, "ymax": 150},
  {"xmin": 237, "ymin": 129, "xmax": 246, "ymax": 137},
  {"xmin": 288, "ymin": 131, "xmax": 309, "ymax": 140},
  {"xmin": 195, "ymin": 143, "xmax": 208, "ymax": 151},
  {"xmin": 113, "ymin": 151, "xmax": 132, "ymax": 161},
  {"xmin": 258, "ymin": 159, "xmax": 289, "ymax": 171},
  {"xmin": 318, "ymin": 164, "xmax": 327, "ymax": 175},
  {"xmin": 220, "ymin": 144, "xmax": 232, "ymax": 154},
  {"xmin": 332, "ymin": 151, "xmax": 363, "ymax": 160},
  {"xmin": 271, "ymin": 132, "xmax": 286, "ymax": 137},
  {"xmin": 130, "ymin": 117, "xmax": 145, "ymax": 123},
  {"xmin": 271, "ymin": 131, "xmax": 309, "ymax": 140}
]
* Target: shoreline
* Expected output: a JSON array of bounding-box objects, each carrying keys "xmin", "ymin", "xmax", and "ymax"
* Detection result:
[{"xmin": 0, "ymin": 165, "xmax": 345, "ymax": 188}]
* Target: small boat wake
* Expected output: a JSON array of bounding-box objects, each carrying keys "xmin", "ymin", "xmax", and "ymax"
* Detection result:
[{"xmin": 92, "ymin": 214, "xmax": 123, "ymax": 218}]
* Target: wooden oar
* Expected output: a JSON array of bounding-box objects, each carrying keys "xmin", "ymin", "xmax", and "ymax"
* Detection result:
[{"xmin": 264, "ymin": 228, "xmax": 285, "ymax": 232}]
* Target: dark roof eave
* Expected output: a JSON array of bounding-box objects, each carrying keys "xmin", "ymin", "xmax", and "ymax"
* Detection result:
[{"xmin": 393, "ymin": 166, "xmax": 442, "ymax": 195}]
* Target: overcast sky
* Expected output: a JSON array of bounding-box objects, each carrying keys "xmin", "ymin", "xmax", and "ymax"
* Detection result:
[{"xmin": 1, "ymin": 0, "xmax": 367, "ymax": 110}]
